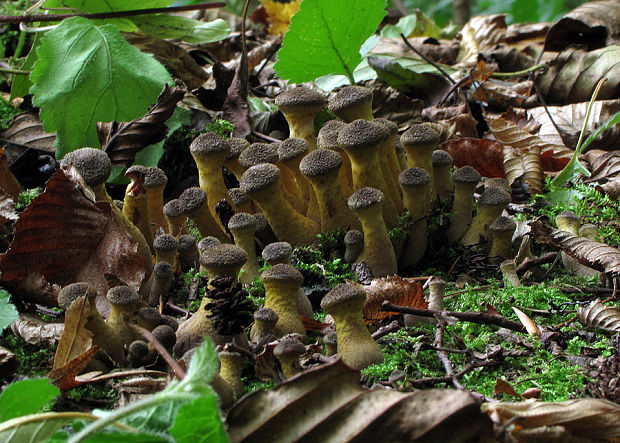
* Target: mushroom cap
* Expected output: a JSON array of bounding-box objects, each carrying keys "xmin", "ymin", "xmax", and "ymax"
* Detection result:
[
  {"xmin": 153, "ymin": 234, "xmax": 177, "ymax": 253},
  {"xmin": 278, "ymin": 138, "xmax": 309, "ymax": 162},
  {"xmin": 432, "ymin": 150, "xmax": 453, "ymax": 168},
  {"xmin": 557, "ymin": 210, "xmax": 579, "ymax": 222},
  {"xmin": 323, "ymin": 331, "xmax": 337, "ymax": 345},
  {"xmin": 478, "ymin": 187, "xmax": 511, "ymax": 207},
  {"xmin": 344, "ymin": 229, "xmax": 363, "ymax": 245},
  {"xmin": 227, "ymin": 137, "xmax": 250, "ymax": 160},
  {"xmin": 200, "ymin": 244, "xmax": 248, "ymax": 269},
  {"xmin": 61, "ymin": 148, "xmax": 112, "ymax": 187},
  {"xmin": 399, "ymin": 167, "xmax": 431, "ymax": 188},
  {"xmin": 228, "ymin": 187, "xmax": 249, "ymax": 206},
  {"xmin": 218, "ymin": 349, "xmax": 243, "ymax": 361},
  {"xmin": 490, "ymin": 216, "xmax": 516, "ymax": 233},
  {"xmin": 579, "ymin": 223, "xmax": 598, "ymax": 237},
  {"xmin": 253, "ymin": 213, "xmax": 270, "ymax": 233},
  {"xmin": 452, "ymin": 166, "xmax": 481, "ymax": 185},
  {"xmin": 138, "ymin": 307, "xmax": 162, "ymax": 325},
  {"xmin": 262, "ymin": 241, "xmax": 292, "ymax": 264},
  {"xmin": 125, "ymin": 164, "xmax": 148, "ymax": 179},
  {"xmin": 228, "ymin": 212, "xmax": 257, "ymax": 231},
  {"xmin": 261, "ymin": 263, "xmax": 303, "ymax": 285},
  {"xmin": 374, "ymin": 118, "xmax": 398, "ymax": 135},
  {"xmin": 299, "ymin": 149, "xmax": 342, "ymax": 178},
  {"xmin": 401, "ymin": 124, "xmax": 440, "ymax": 148},
  {"xmin": 254, "ymin": 307, "xmax": 279, "ymax": 324},
  {"xmin": 317, "ymin": 120, "xmax": 346, "ymax": 150},
  {"xmin": 275, "ymin": 87, "xmax": 325, "ymax": 113},
  {"xmin": 348, "ymin": 187, "xmax": 384, "ymax": 211},
  {"xmin": 153, "ymin": 261, "xmax": 174, "ymax": 279},
  {"xmin": 58, "ymin": 282, "xmax": 96, "ymax": 308},
  {"xmin": 177, "ymin": 235, "xmax": 197, "ymax": 253},
  {"xmin": 338, "ymin": 120, "xmax": 388, "ymax": 152},
  {"xmin": 107, "ymin": 285, "xmax": 139, "ymax": 306},
  {"xmin": 163, "ymin": 199, "xmax": 185, "ymax": 217},
  {"xmin": 239, "ymin": 143, "xmax": 279, "ymax": 169},
  {"xmin": 328, "ymin": 86, "xmax": 372, "ymax": 116},
  {"xmin": 484, "ymin": 177, "xmax": 511, "ymax": 194},
  {"xmin": 144, "ymin": 167, "xmax": 168, "ymax": 188},
  {"xmin": 428, "ymin": 277, "xmax": 446, "ymax": 290},
  {"xmin": 179, "ymin": 187, "xmax": 207, "ymax": 213},
  {"xmin": 190, "ymin": 132, "xmax": 231, "ymax": 157},
  {"xmin": 273, "ymin": 337, "xmax": 306, "ymax": 358},
  {"xmin": 198, "ymin": 236, "xmax": 221, "ymax": 253},
  {"xmin": 320, "ymin": 283, "xmax": 366, "ymax": 311},
  {"xmin": 239, "ymin": 163, "xmax": 280, "ymax": 195},
  {"xmin": 160, "ymin": 314, "xmax": 179, "ymax": 332},
  {"xmin": 152, "ymin": 325, "xmax": 176, "ymax": 349},
  {"xmin": 128, "ymin": 340, "xmax": 149, "ymax": 358}
]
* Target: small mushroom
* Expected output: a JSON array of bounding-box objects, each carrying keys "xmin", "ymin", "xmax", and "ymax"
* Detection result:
[
  {"xmin": 144, "ymin": 167, "xmax": 168, "ymax": 233},
  {"xmin": 460, "ymin": 186, "xmax": 511, "ymax": 246},
  {"xmin": 153, "ymin": 234, "xmax": 177, "ymax": 266},
  {"xmin": 432, "ymin": 150, "xmax": 454, "ymax": 199},
  {"xmin": 228, "ymin": 213, "xmax": 259, "ymax": 284},
  {"xmin": 106, "ymin": 285, "xmax": 140, "ymax": 350},
  {"xmin": 328, "ymin": 86, "xmax": 374, "ymax": 122},
  {"xmin": 148, "ymin": 261, "xmax": 174, "ymax": 306},
  {"xmin": 163, "ymin": 199, "xmax": 188, "ymax": 237},
  {"xmin": 274, "ymin": 336, "xmax": 306, "ymax": 379},
  {"xmin": 123, "ymin": 165, "xmax": 153, "ymax": 247},
  {"xmin": 177, "ymin": 234, "xmax": 200, "ymax": 270},
  {"xmin": 500, "ymin": 259, "xmax": 521, "ymax": 287},
  {"xmin": 344, "ymin": 229, "xmax": 364, "ymax": 264},
  {"xmin": 488, "ymin": 216, "xmax": 516, "ymax": 264},
  {"xmin": 250, "ymin": 308, "xmax": 279, "ymax": 343},
  {"xmin": 218, "ymin": 347, "xmax": 245, "ymax": 398},
  {"xmin": 400, "ymin": 124, "xmax": 440, "ymax": 203},
  {"xmin": 398, "ymin": 167, "xmax": 431, "ymax": 270},
  {"xmin": 224, "ymin": 137, "xmax": 250, "ymax": 180},
  {"xmin": 318, "ymin": 119, "xmax": 352, "ymax": 196},
  {"xmin": 446, "ymin": 166, "xmax": 481, "ymax": 244},
  {"xmin": 275, "ymin": 87, "xmax": 325, "ymax": 149},
  {"xmin": 322, "ymin": 331, "xmax": 337, "ymax": 356},
  {"xmin": 179, "ymin": 187, "xmax": 228, "ymax": 242}
]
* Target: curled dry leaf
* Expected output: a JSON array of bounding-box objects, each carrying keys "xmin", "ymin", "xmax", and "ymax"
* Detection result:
[
  {"xmin": 577, "ymin": 299, "xmax": 620, "ymax": 333},
  {"xmin": 0, "ymin": 113, "xmax": 56, "ymax": 164},
  {"xmin": 544, "ymin": 0, "xmax": 620, "ymax": 51},
  {"xmin": 227, "ymin": 359, "xmax": 493, "ymax": 442},
  {"xmin": 456, "ymin": 15, "xmax": 507, "ymax": 65},
  {"xmin": 584, "ymin": 149, "xmax": 620, "ymax": 182},
  {"xmin": 512, "ymin": 307, "xmax": 540, "ymax": 337},
  {"xmin": 493, "ymin": 378, "xmax": 521, "ymax": 399},
  {"xmin": 0, "ymin": 169, "xmax": 149, "ymax": 308},
  {"xmin": 536, "ymin": 44, "xmax": 620, "ymax": 104},
  {"xmin": 10, "ymin": 313, "xmax": 64, "ymax": 347},
  {"xmin": 361, "ymin": 276, "xmax": 427, "ymax": 322},
  {"xmin": 530, "ymin": 220, "xmax": 620, "ymax": 277},
  {"xmin": 47, "ymin": 346, "xmax": 99, "ymax": 391},
  {"xmin": 0, "ymin": 148, "xmax": 21, "ymax": 200},
  {"xmin": 99, "ymin": 84, "xmax": 186, "ymax": 168},
  {"xmin": 482, "ymin": 398, "xmax": 620, "ymax": 441},
  {"xmin": 441, "ymin": 138, "xmax": 506, "ymax": 178},
  {"xmin": 472, "ymin": 79, "xmax": 532, "ymax": 109},
  {"xmin": 52, "ymin": 296, "xmax": 93, "ymax": 370}
]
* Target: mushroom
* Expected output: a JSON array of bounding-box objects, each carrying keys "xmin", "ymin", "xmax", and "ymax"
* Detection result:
[
  {"xmin": 179, "ymin": 187, "xmax": 229, "ymax": 242},
  {"xmin": 320, "ymin": 283, "xmax": 383, "ymax": 369},
  {"xmin": 218, "ymin": 347, "xmax": 245, "ymax": 398},
  {"xmin": 374, "ymin": 118, "xmax": 404, "ymax": 211},
  {"xmin": 153, "ymin": 234, "xmax": 177, "ymax": 267},
  {"xmin": 128, "ymin": 340, "xmax": 149, "ymax": 367},
  {"xmin": 579, "ymin": 223, "xmax": 599, "ymax": 240},
  {"xmin": 344, "ymin": 229, "xmax": 364, "ymax": 263},
  {"xmin": 405, "ymin": 277, "xmax": 445, "ymax": 326},
  {"xmin": 277, "ymin": 138, "xmax": 313, "ymax": 217},
  {"xmin": 190, "ymin": 132, "xmax": 237, "ymax": 220},
  {"xmin": 328, "ymin": 86, "xmax": 374, "ymax": 122},
  {"xmin": 224, "ymin": 137, "xmax": 250, "ymax": 181},
  {"xmin": 228, "ymin": 213, "xmax": 259, "ymax": 284},
  {"xmin": 338, "ymin": 119, "xmax": 399, "ymax": 227},
  {"xmin": 123, "ymin": 165, "xmax": 153, "ymax": 247},
  {"xmin": 299, "ymin": 148, "xmax": 357, "ymax": 232},
  {"xmin": 488, "ymin": 216, "xmax": 516, "ymax": 264},
  {"xmin": 432, "ymin": 150, "xmax": 454, "ymax": 199},
  {"xmin": 556, "ymin": 210, "xmax": 580, "ymax": 235},
  {"xmin": 152, "ymin": 324, "xmax": 177, "ymax": 354},
  {"xmin": 317, "ymin": 119, "xmax": 352, "ymax": 196},
  {"xmin": 460, "ymin": 187, "xmax": 512, "ymax": 246},
  {"xmin": 137, "ymin": 307, "xmax": 162, "ymax": 331},
  {"xmin": 148, "ymin": 261, "xmax": 174, "ymax": 306},
  {"xmin": 144, "ymin": 167, "xmax": 168, "ymax": 233},
  {"xmin": 250, "ymin": 308, "xmax": 279, "ymax": 343},
  {"xmin": 484, "ymin": 177, "xmax": 511, "ymax": 195},
  {"xmin": 400, "ymin": 124, "xmax": 440, "ymax": 203},
  {"xmin": 253, "ymin": 213, "xmax": 278, "ymax": 247},
  {"xmin": 163, "ymin": 199, "xmax": 188, "ymax": 237},
  {"xmin": 323, "ymin": 330, "xmax": 337, "ymax": 356},
  {"xmin": 446, "ymin": 166, "xmax": 481, "ymax": 244},
  {"xmin": 273, "ymin": 336, "xmax": 306, "ymax": 379},
  {"xmin": 228, "ymin": 187, "xmax": 254, "ymax": 214},
  {"xmin": 240, "ymin": 163, "xmax": 319, "ymax": 246},
  {"xmin": 257, "ymin": 263, "xmax": 306, "ymax": 338},
  {"xmin": 398, "ymin": 167, "xmax": 432, "ymax": 270},
  {"xmin": 275, "ymin": 87, "xmax": 325, "ymax": 149},
  {"xmin": 177, "ymin": 234, "xmax": 200, "ymax": 270},
  {"xmin": 348, "ymin": 187, "xmax": 398, "ymax": 277},
  {"xmin": 500, "ymin": 259, "xmax": 521, "ymax": 287},
  {"xmin": 106, "ymin": 285, "xmax": 140, "ymax": 350}
]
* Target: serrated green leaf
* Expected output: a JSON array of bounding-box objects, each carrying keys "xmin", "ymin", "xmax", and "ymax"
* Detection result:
[
  {"xmin": 0, "ymin": 290, "xmax": 18, "ymax": 332},
  {"xmin": 131, "ymin": 15, "xmax": 230, "ymax": 44},
  {"xmin": 10, "ymin": 34, "xmax": 41, "ymax": 101},
  {"xmin": 183, "ymin": 338, "xmax": 218, "ymax": 386},
  {"xmin": 30, "ymin": 17, "xmax": 172, "ymax": 159},
  {"xmin": 0, "ymin": 412, "xmax": 96, "ymax": 443},
  {"xmin": 274, "ymin": 0, "xmax": 386, "ymax": 84},
  {"xmin": 169, "ymin": 396, "xmax": 228, "ymax": 443},
  {"xmin": 0, "ymin": 378, "xmax": 59, "ymax": 421}
]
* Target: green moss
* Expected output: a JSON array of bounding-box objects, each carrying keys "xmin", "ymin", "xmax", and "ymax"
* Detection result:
[
  {"xmin": 0, "ymin": 97, "xmax": 23, "ymax": 130},
  {"xmin": 205, "ymin": 119, "xmax": 235, "ymax": 138},
  {"xmin": 0, "ymin": 333, "xmax": 55, "ymax": 377},
  {"xmin": 241, "ymin": 377, "xmax": 277, "ymax": 395},
  {"xmin": 64, "ymin": 383, "xmax": 119, "ymax": 409},
  {"xmin": 15, "ymin": 188, "xmax": 43, "ymax": 210}
]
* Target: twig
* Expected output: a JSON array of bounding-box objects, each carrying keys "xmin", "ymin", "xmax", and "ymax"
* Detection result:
[
  {"xmin": 128, "ymin": 323, "xmax": 186, "ymax": 380},
  {"xmin": 399, "ymin": 33, "xmax": 455, "ymax": 84},
  {"xmin": 381, "ymin": 301, "xmax": 526, "ymax": 333},
  {"xmin": 0, "ymin": 2, "xmax": 226, "ymax": 24},
  {"xmin": 227, "ymin": 342, "xmax": 256, "ymax": 360},
  {"xmin": 0, "ymin": 67, "xmax": 30, "ymax": 75},
  {"xmin": 491, "ymin": 63, "xmax": 546, "ymax": 78},
  {"xmin": 515, "ymin": 252, "xmax": 558, "ymax": 276},
  {"xmin": 251, "ymin": 130, "xmax": 282, "ymax": 143},
  {"xmin": 434, "ymin": 318, "xmax": 463, "ymax": 389},
  {"xmin": 409, "ymin": 360, "xmax": 500, "ymax": 388},
  {"xmin": 371, "ymin": 320, "xmax": 400, "ymax": 340}
]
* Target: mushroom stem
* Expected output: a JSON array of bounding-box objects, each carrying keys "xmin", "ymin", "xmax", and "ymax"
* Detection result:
[{"xmin": 446, "ymin": 166, "xmax": 481, "ymax": 244}]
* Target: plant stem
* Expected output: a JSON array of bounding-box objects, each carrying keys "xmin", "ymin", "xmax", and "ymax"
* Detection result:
[
  {"xmin": 0, "ymin": 2, "xmax": 226, "ymax": 24},
  {"xmin": 0, "ymin": 67, "xmax": 30, "ymax": 75},
  {"xmin": 68, "ymin": 392, "xmax": 193, "ymax": 443},
  {"xmin": 491, "ymin": 63, "xmax": 546, "ymax": 78}
]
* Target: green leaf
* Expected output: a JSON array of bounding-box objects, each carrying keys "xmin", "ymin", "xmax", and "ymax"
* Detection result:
[
  {"xmin": 0, "ymin": 412, "xmax": 96, "ymax": 443},
  {"xmin": 81, "ymin": 430, "xmax": 173, "ymax": 442},
  {"xmin": 131, "ymin": 15, "xmax": 230, "ymax": 44},
  {"xmin": 182, "ymin": 337, "xmax": 219, "ymax": 387},
  {"xmin": 30, "ymin": 17, "xmax": 172, "ymax": 159},
  {"xmin": 169, "ymin": 396, "xmax": 228, "ymax": 443},
  {"xmin": 274, "ymin": 0, "xmax": 386, "ymax": 84},
  {"xmin": 0, "ymin": 290, "xmax": 18, "ymax": 332},
  {"xmin": 10, "ymin": 33, "xmax": 41, "ymax": 101},
  {"xmin": 0, "ymin": 379, "xmax": 59, "ymax": 421}
]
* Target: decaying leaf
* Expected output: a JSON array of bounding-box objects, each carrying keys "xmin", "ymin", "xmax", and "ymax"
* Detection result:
[
  {"xmin": 361, "ymin": 276, "xmax": 427, "ymax": 322},
  {"xmin": 227, "ymin": 359, "xmax": 493, "ymax": 442},
  {"xmin": 441, "ymin": 138, "xmax": 506, "ymax": 178},
  {"xmin": 98, "ymin": 85, "xmax": 186, "ymax": 168},
  {"xmin": 472, "ymin": 79, "xmax": 532, "ymax": 109},
  {"xmin": 584, "ymin": 149, "xmax": 620, "ymax": 183},
  {"xmin": 0, "ymin": 345, "xmax": 17, "ymax": 378},
  {"xmin": 536, "ymin": 44, "xmax": 620, "ymax": 104},
  {"xmin": 577, "ymin": 299, "xmax": 620, "ymax": 333},
  {"xmin": 0, "ymin": 113, "xmax": 56, "ymax": 164},
  {"xmin": 0, "ymin": 148, "xmax": 21, "ymax": 200},
  {"xmin": 0, "ymin": 169, "xmax": 149, "ymax": 308},
  {"xmin": 0, "ymin": 190, "xmax": 18, "ymax": 227},
  {"xmin": 544, "ymin": 0, "xmax": 620, "ymax": 51},
  {"xmin": 483, "ymin": 398, "xmax": 620, "ymax": 441},
  {"xmin": 47, "ymin": 346, "xmax": 99, "ymax": 391},
  {"xmin": 493, "ymin": 378, "xmax": 521, "ymax": 399},
  {"xmin": 456, "ymin": 15, "xmax": 507, "ymax": 65},
  {"xmin": 530, "ymin": 220, "xmax": 620, "ymax": 277},
  {"xmin": 512, "ymin": 307, "xmax": 540, "ymax": 337},
  {"xmin": 10, "ymin": 313, "xmax": 64, "ymax": 347},
  {"xmin": 52, "ymin": 296, "xmax": 93, "ymax": 370}
]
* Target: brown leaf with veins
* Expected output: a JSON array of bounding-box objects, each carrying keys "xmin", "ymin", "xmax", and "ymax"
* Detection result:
[
  {"xmin": 442, "ymin": 138, "xmax": 506, "ymax": 178},
  {"xmin": 53, "ymin": 296, "xmax": 93, "ymax": 370},
  {"xmin": 47, "ymin": 346, "xmax": 99, "ymax": 391},
  {"xmin": 10, "ymin": 313, "xmax": 63, "ymax": 347},
  {"xmin": 362, "ymin": 276, "xmax": 427, "ymax": 322},
  {"xmin": 494, "ymin": 378, "xmax": 521, "ymax": 399},
  {"xmin": 0, "ymin": 169, "xmax": 148, "ymax": 308}
]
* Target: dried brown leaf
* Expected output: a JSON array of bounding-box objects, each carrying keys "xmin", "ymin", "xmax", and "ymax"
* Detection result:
[
  {"xmin": 362, "ymin": 276, "xmax": 427, "ymax": 322},
  {"xmin": 577, "ymin": 299, "xmax": 620, "ymax": 333},
  {"xmin": 472, "ymin": 79, "xmax": 532, "ymax": 109},
  {"xmin": 0, "ymin": 113, "xmax": 56, "ymax": 164},
  {"xmin": 442, "ymin": 138, "xmax": 506, "ymax": 178},
  {"xmin": 512, "ymin": 307, "xmax": 540, "ymax": 337},
  {"xmin": 10, "ymin": 313, "xmax": 64, "ymax": 347},
  {"xmin": 530, "ymin": 220, "xmax": 620, "ymax": 277},
  {"xmin": 584, "ymin": 150, "xmax": 620, "ymax": 189},
  {"xmin": 47, "ymin": 346, "xmax": 99, "ymax": 391},
  {"xmin": 0, "ymin": 148, "xmax": 21, "ymax": 200},
  {"xmin": 300, "ymin": 314, "xmax": 328, "ymax": 332},
  {"xmin": 0, "ymin": 189, "xmax": 18, "ymax": 227},
  {"xmin": 457, "ymin": 15, "xmax": 507, "ymax": 65},
  {"xmin": 493, "ymin": 378, "xmax": 521, "ymax": 399},
  {"xmin": 99, "ymin": 85, "xmax": 186, "ymax": 168},
  {"xmin": 53, "ymin": 296, "xmax": 93, "ymax": 370}
]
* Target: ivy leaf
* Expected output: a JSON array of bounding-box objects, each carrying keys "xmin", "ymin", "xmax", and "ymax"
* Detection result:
[
  {"xmin": 274, "ymin": 0, "xmax": 386, "ymax": 84},
  {"xmin": 30, "ymin": 17, "xmax": 172, "ymax": 159},
  {"xmin": 0, "ymin": 289, "xmax": 18, "ymax": 331},
  {"xmin": 168, "ymin": 396, "xmax": 228, "ymax": 443},
  {"xmin": 0, "ymin": 378, "xmax": 60, "ymax": 421}
]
